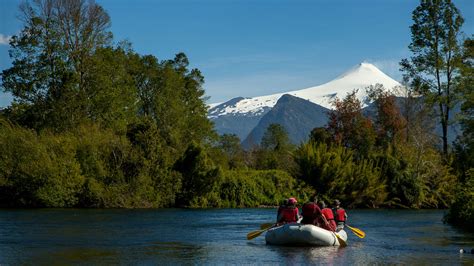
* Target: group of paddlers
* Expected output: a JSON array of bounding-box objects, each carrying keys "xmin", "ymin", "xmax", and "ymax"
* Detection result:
[{"xmin": 276, "ymin": 195, "xmax": 348, "ymax": 232}]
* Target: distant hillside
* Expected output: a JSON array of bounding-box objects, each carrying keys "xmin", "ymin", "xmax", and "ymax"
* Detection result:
[
  {"xmin": 242, "ymin": 94, "xmax": 329, "ymax": 148},
  {"xmin": 209, "ymin": 97, "xmax": 270, "ymax": 140}
]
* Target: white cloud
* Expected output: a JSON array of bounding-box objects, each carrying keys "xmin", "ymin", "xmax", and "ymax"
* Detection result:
[{"xmin": 0, "ymin": 34, "xmax": 12, "ymax": 45}]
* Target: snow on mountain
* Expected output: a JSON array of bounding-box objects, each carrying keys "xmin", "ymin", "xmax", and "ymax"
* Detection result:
[{"xmin": 208, "ymin": 63, "xmax": 402, "ymax": 119}]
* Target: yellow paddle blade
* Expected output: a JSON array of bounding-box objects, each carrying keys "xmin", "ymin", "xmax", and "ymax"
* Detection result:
[
  {"xmin": 346, "ymin": 225, "xmax": 365, "ymax": 238},
  {"xmin": 246, "ymin": 229, "xmax": 265, "ymax": 240},
  {"xmin": 260, "ymin": 223, "xmax": 274, "ymax": 230},
  {"xmin": 335, "ymin": 233, "xmax": 347, "ymax": 247},
  {"xmin": 247, "ymin": 224, "xmax": 277, "ymax": 240}
]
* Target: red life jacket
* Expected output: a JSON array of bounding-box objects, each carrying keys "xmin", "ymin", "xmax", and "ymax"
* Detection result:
[
  {"xmin": 321, "ymin": 208, "xmax": 337, "ymax": 231},
  {"xmin": 334, "ymin": 208, "xmax": 346, "ymax": 223},
  {"xmin": 278, "ymin": 206, "xmax": 299, "ymax": 223},
  {"xmin": 321, "ymin": 208, "xmax": 334, "ymax": 220},
  {"xmin": 301, "ymin": 202, "xmax": 321, "ymax": 225}
]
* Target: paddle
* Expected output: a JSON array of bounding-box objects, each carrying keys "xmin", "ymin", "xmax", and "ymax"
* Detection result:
[
  {"xmin": 260, "ymin": 223, "xmax": 274, "ymax": 230},
  {"xmin": 321, "ymin": 215, "xmax": 347, "ymax": 247},
  {"xmin": 247, "ymin": 224, "xmax": 276, "ymax": 240},
  {"xmin": 346, "ymin": 225, "xmax": 365, "ymax": 238},
  {"xmin": 335, "ymin": 233, "xmax": 347, "ymax": 247}
]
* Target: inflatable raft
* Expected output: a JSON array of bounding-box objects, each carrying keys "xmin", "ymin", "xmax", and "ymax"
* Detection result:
[{"xmin": 265, "ymin": 223, "xmax": 347, "ymax": 246}]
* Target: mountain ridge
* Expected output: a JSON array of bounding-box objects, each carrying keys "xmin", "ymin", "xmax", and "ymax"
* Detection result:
[{"xmin": 242, "ymin": 94, "xmax": 330, "ymax": 148}]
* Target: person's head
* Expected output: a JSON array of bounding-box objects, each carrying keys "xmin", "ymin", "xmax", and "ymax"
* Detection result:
[
  {"xmin": 319, "ymin": 201, "xmax": 326, "ymax": 209},
  {"xmin": 312, "ymin": 195, "xmax": 319, "ymax": 203},
  {"xmin": 282, "ymin": 199, "xmax": 288, "ymax": 206},
  {"xmin": 334, "ymin": 199, "xmax": 341, "ymax": 207},
  {"xmin": 287, "ymin": 197, "xmax": 297, "ymax": 206}
]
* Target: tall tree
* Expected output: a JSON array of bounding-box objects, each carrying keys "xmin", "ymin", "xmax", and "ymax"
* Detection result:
[
  {"xmin": 1, "ymin": 0, "xmax": 112, "ymax": 130},
  {"xmin": 400, "ymin": 0, "xmax": 464, "ymax": 156},
  {"xmin": 255, "ymin": 123, "xmax": 294, "ymax": 171},
  {"xmin": 218, "ymin": 134, "xmax": 244, "ymax": 169},
  {"xmin": 174, "ymin": 142, "xmax": 220, "ymax": 207},
  {"xmin": 261, "ymin": 123, "xmax": 291, "ymax": 151},
  {"xmin": 132, "ymin": 53, "xmax": 214, "ymax": 154},
  {"xmin": 454, "ymin": 38, "xmax": 474, "ymax": 180}
]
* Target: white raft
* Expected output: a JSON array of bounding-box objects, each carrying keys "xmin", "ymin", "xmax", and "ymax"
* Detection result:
[{"xmin": 265, "ymin": 223, "xmax": 347, "ymax": 246}]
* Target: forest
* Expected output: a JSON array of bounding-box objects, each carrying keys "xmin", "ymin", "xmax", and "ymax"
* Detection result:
[{"xmin": 0, "ymin": 0, "xmax": 472, "ymax": 230}]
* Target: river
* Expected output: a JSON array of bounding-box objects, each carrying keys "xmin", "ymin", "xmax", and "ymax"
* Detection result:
[{"xmin": 0, "ymin": 208, "xmax": 472, "ymax": 265}]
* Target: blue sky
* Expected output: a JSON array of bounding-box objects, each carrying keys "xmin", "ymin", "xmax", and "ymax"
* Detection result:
[{"xmin": 1, "ymin": 0, "xmax": 473, "ymax": 107}]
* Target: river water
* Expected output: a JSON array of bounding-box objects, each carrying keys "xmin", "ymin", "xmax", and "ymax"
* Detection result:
[{"xmin": 0, "ymin": 208, "xmax": 473, "ymax": 265}]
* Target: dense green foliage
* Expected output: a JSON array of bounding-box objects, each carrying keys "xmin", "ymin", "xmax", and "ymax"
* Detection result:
[
  {"xmin": 174, "ymin": 142, "xmax": 221, "ymax": 207},
  {"xmin": 251, "ymin": 123, "xmax": 295, "ymax": 172},
  {"xmin": 0, "ymin": 119, "xmax": 83, "ymax": 207},
  {"xmin": 187, "ymin": 169, "xmax": 314, "ymax": 208},
  {"xmin": 294, "ymin": 142, "xmax": 386, "ymax": 208},
  {"xmin": 0, "ymin": 120, "xmax": 180, "ymax": 207},
  {"xmin": 445, "ymin": 170, "xmax": 474, "ymax": 230},
  {"xmin": 447, "ymin": 38, "xmax": 474, "ymax": 228}
]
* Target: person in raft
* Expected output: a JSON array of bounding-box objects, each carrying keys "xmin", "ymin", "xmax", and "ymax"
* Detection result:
[
  {"xmin": 276, "ymin": 198, "xmax": 288, "ymax": 220},
  {"xmin": 301, "ymin": 195, "xmax": 323, "ymax": 226},
  {"xmin": 318, "ymin": 201, "xmax": 336, "ymax": 232},
  {"xmin": 332, "ymin": 199, "xmax": 348, "ymax": 231},
  {"xmin": 276, "ymin": 197, "xmax": 299, "ymax": 224}
]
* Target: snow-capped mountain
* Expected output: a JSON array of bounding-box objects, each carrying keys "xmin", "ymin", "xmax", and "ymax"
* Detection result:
[
  {"xmin": 208, "ymin": 63, "xmax": 402, "ymax": 119},
  {"xmin": 208, "ymin": 62, "xmax": 406, "ymax": 143}
]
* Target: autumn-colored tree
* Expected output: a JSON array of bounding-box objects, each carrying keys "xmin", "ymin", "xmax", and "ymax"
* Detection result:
[
  {"xmin": 327, "ymin": 91, "xmax": 376, "ymax": 157},
  {"xmin": 367, "ymin": 84, "xmax": 407, "ymax": 148}
]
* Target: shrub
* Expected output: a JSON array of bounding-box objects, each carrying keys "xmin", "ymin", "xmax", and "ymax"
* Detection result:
[{"xmin": 445, "ymin": 169, "xmax": 474, "ymax": 230}]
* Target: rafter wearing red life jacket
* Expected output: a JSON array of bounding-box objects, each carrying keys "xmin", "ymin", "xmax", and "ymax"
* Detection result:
[
  {"xmin": 301, "ymin": 202, "xmax": 321, "ymax": 226},
  {"xmin": 333, "ymin": 203, "xmax": 348, "ymax": 231},
  {"xmin": 277, "ymin": 197, "xmax": 299, "ymax": 224},
  {"xmin": 321, "ymin": 208, "xmax": 337, "ymax": 232},
  {"xmin": 334, "ymin": 208, "xmax": 347, "ymax": 224},
  {"xmin": 277, "ymin": 206, "xmax": 299, "ymax": 224}
]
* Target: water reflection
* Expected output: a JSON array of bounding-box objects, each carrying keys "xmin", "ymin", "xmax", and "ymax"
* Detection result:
[
  {"xmin": 265, "ymin": 244, "xmax": 343, "ymax": 265},
  {"xmin": 148, "ymin": 241, "xmax": 207, "ymax": 259},
  {"xmin": 304, "ymin": 246, "xmax": 342, "ymax": 265}
]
